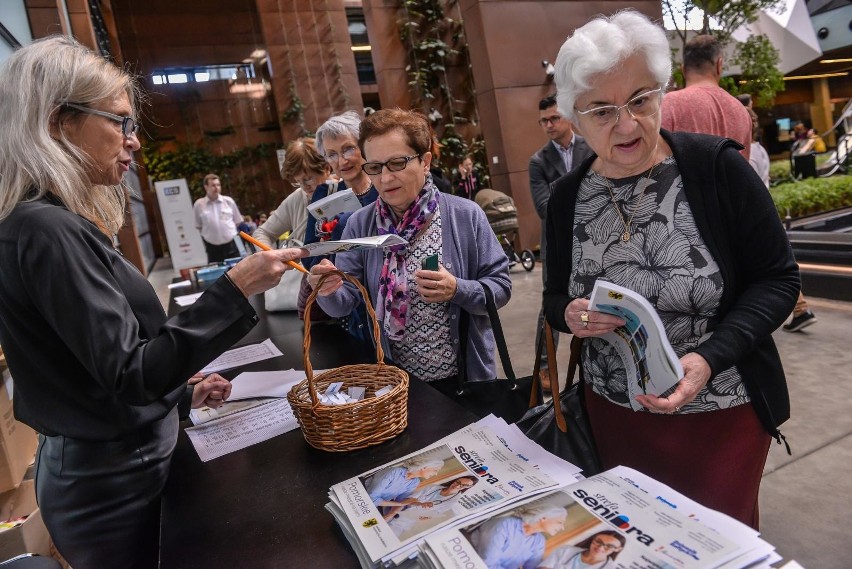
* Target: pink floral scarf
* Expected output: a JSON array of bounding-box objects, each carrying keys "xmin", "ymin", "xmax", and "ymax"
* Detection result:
[{"xmin": 375, "ymin": 177, "xmax": 439, "ymax": 340}]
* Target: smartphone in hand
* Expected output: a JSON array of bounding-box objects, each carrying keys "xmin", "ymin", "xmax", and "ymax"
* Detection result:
[{"xmin": 421, "ymin": 254, "xmax": 439, "ymax": 271}]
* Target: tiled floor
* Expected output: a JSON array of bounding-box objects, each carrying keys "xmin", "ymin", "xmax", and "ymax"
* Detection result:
[{"xmin": 150, "ymin": 256, "xmax": 852, "ymax": 567}]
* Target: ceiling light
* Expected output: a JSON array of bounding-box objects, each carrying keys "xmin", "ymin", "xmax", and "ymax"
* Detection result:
[
  {"xmin": 820, "ymin": 58, "xmax": 852, "ymax": 64},
  {"xmin": 784, "ymin": 72, "xmax": 849, "ymax": 80},
  {"xmin": 351, "ymin": 45, "xmax": 372, "ymax": 52}
]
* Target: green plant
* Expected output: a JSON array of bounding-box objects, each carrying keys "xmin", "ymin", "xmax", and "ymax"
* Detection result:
[
  {"xmin": 141, "ymin": 140, "xmax": 281, "ymax": 218},
  {"xmin": 730, "ymin": 36, "xmax": 785, "ymax": 108},
  {"xmin": 769, "ymin": 174, "xmax": 852, "ymax": 218},
  {"xmin": 398, "ymin": 0, "xmax": 486, "ymax": 180}
]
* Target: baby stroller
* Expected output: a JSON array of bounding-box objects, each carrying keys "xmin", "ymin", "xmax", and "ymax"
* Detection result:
[{"xmin": 475, "ymin": 189, "xmax": 535, "ymax": 271}]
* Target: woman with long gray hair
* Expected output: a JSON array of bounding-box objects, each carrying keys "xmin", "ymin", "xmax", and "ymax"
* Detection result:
[{"xmin": 0, "ymin": 36, "xmax": 304, "ymax": 567}]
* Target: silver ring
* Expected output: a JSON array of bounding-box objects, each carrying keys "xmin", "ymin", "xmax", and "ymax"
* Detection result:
[
  {"xmin": 674, "ymin": 406, "xmax": 681, "ymax": 413},
  {"xmin": 581, "ymin": 320, "xmax": 588, "ymax": 328}
]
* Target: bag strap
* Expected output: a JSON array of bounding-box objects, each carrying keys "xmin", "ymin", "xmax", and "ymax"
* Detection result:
[
  {"xmin": 455, "ymin": 286, "xmax": 517, "ymax": 391},
  {"xmin": 551, "ymin": 335, "xmax": 584, "ymax": 433}
]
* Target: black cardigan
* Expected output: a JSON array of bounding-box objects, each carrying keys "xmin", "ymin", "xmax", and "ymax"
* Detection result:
[{"xmin": 543, "ymin": 129, "xmax": 800, "ymax": 441}]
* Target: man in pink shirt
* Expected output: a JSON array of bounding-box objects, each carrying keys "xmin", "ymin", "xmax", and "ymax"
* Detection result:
[{"xmin": 661, "ymin": 34, "xmax": 751, "ymax": 160}]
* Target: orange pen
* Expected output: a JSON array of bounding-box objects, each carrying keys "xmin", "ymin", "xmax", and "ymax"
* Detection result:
[{"xmin": 239, "ymin": 231, "xmax": 309, "ymax": 274}]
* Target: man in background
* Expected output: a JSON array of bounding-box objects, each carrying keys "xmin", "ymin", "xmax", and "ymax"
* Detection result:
[
  {"xmin": 193, "ymin": 173, "xmax": 243, "ymax": 263},
  {"xmin": 662, "ymin": 34, "xmax": 751, "ymax": 160},
  {"xmin": 528, "ymin": 94, "xmax": 593, "ymax": 391}
]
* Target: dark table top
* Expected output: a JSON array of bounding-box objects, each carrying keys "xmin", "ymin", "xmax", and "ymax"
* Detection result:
[{"xmin": 160, "ymin": 285, "xmax": 477, "ymax": 567}]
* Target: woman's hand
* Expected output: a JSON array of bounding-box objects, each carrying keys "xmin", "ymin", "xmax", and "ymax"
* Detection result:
[
  {"xmin": 564, "ymin": 298, "xmax": 625, "ymax": 337},
  {"xmin": 635, "ymin": 352, "xmax": 712, "ymax": 414},
  {"xmin": 307, "ymin": 259, "xmax": 344, "ymax": 296},
  {"xmin": 226, "ymin": 248, "xmax": 307, "ymax": 297},
  {"xmin": 191, "ymin": 373, "xmax": 232, "ymax": 409},
  {"xmin": 415, "ymin": 264, "xmax": 457, "ymax": 303}
]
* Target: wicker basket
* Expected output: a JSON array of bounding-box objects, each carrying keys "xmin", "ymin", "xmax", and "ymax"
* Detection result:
[{"xmin": 287, "ymin": 271, "xmax": 409, "ymax": 452}]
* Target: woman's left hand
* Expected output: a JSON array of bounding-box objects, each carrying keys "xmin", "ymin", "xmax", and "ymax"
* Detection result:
[
  {"xmin": 191, "ymin": 373, "xmax": 232, "ymax": 409},
  {"xmin": 415, "ymin": 264, "xmax": 457, "ymax": 303},
  {"xmin": 635, "ymin": 352, "xmax": 712, "ymax": 414}
]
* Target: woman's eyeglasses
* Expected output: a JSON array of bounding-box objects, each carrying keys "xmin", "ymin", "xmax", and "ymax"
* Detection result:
[
  {"xmin": 591, "ymin": 538, "xmax": 621, "ymax": 551},
  {"xmin": 361, "ymin": 154, "xmax": 421, "ymax": 176},
  {"xmin": 64, "ymin": 103, "xmax": 140, "ymax": 137},
  {"xmin": 325, "ymin": 146, "xmax": 358, "ymax": 163},
  {"xmin": 290, "ymin": 177, "xmax": 321, "ymax": 189},
  {"xmin": 574, "ymin": 87, "xmax": 663, "ymax": 127}
]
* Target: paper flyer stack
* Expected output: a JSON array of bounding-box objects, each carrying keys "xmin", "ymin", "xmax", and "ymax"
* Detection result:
[{"xmin": 326, "ymin": 416, "xmax": 785, "ymax": 569}]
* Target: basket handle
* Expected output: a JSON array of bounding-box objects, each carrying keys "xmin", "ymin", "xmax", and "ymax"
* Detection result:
[{"xmin": 303, "ymin": 270, "xmax": 385, "ymax": 406}]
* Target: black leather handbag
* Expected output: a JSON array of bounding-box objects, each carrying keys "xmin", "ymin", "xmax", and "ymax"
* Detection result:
[
  {"xmin": 428, "ymin": 286, "xmax": 543, "ymax": 424},
  {"xmin": 516, "ymin": 334, "xmax": 602, "ymax": 477}
]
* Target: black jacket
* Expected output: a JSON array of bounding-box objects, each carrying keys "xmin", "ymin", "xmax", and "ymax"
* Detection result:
[
  {"xmin": 0, "ymin": 196, "xmax": 258, "ymax": 440},
  {"xmin": 543, "ymin": 130, "xmax": 799, "ymax": 440}
]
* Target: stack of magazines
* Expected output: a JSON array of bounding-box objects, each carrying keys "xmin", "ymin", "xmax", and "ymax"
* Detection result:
[{"xmin": 326, "ymin": 416, "xmax": 784, "ymax": 569}]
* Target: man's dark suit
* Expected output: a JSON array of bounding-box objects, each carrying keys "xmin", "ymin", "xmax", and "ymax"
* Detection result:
[
  {"xmin": 528, "ymin": 135, "xmax": 593, "ymax": 372},
  {"xmin": 528, "ymin": 135, "xmax": 593, "ymax": 261}
]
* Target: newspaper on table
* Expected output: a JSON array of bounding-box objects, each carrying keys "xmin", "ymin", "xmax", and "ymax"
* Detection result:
[
  {"xmin": 589, "ymin": 280, "xmax": 684, "ymax": 411},
  {"xmin": 326, "ymin": 416, "xmax": 583, "ymax": 568},
  {"xmin": 301, "ymin": 234, "xmax": 408, "ymax": 258},
  {"xmin": 307, "ymin": 188, "xmax": 362, "ymax": 220},
  {"xmin": 420, "ymin": 465, "xmax": 779, "ymax": 569}
]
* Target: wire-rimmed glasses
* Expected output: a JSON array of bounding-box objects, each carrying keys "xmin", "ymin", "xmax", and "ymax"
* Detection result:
[{"xmin": 574, "ymin": 87, "xmax": 664, "ymax": 127}]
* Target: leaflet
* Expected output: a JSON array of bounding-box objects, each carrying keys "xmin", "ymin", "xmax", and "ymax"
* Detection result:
[
  {"xmin": 327, "ymin": 420, "xmax": 580, "ymax": 566},
  {"xmin": 301, "ymin": 234, "xmax": 408, "ymax": 257},
  {"xmin": 423, "ymin": 467, "xmax": 773, "ymax": 569},
  {"xmin": 589, "ymin": 280, "xmax": 684, "ymax": 411},
  {"xmin": 199, "ymin": 338, "xmax": 283, "ymax": 375},
  {"xmin": 307, "ymin": 188, "xmax": 361, "ymax": 220}
]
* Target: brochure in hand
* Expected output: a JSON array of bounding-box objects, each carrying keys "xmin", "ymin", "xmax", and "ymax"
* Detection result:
[
  {"xmin": 589, "ymin": 280, "xmax": 684, "ymax": 411},
  {"xmin": 300, "ymin": 234, "xmax": 408, "ymax": 258},
  {"xmin": 307, "ymin": 188, "xmax": 361, "ymax": 220}
]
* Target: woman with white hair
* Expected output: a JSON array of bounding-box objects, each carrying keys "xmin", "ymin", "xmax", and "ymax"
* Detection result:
[
  {"xmin": 468, "ymin": 503, "xmax": 567, "ymax": 569},
  {"xmin": 542, "ymin": 10, "xmax": 798, "ymax": 528},
  {"xmin": 0, "ymin": 37, "xmax": 304, "ymax": 567},
  {"xmin": 363, "ymin": 457, "xmax": 446, "ymax": 510},
  {"xmin": 303, "ymin": 110, "xmax": 379, "ymax": 266}
]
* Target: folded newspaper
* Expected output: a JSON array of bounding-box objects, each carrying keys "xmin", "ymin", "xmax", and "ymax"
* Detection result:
[
  {"xmin": 589, "ymin": 280, "xmax": 684, "ymax": 411},
  {"xmin": 307, "ymin": 188, "xmax": 361, "ymax": 221},
  {"xmin": 326, "ymin": 415, "xmax": 783, "ymax": 569},
  {"xmin": 301, "ymin": 234, "xmax": 407, "ymax": 257}
]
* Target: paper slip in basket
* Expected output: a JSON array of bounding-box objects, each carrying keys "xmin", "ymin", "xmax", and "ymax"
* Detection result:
[
  {"xmin": 307, "ymin": 189, "xmax": 360, "ymax": 221},
  {"xmin": 300, "ymin": 234, "xmax": 407, "ymax": 257}
]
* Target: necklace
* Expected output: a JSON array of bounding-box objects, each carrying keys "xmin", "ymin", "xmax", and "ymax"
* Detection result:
[
  {"xmin": 352, "ymin": 177, "xmax": 372, "ymax": 197},
  {"xmin": 602, "ymin": 162, "xmax": 657, "ymax": 243}
]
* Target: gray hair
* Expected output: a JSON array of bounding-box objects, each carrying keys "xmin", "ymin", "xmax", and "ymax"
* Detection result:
[
  {"xmin": 554, "ymin": 10, "xmax": 671, "ymax": 121},
  {"xmin": 315, "ymin": 111, "xmax": 362, "ymax": 156},
  {"xmin": 401, "ymin": 457, "xmax": 444, "ymax": 473},
  {"xmin": 515, "ymin": 503, "xmax": 567, "ymax": 525},
  {"xmin": 0, "ymin": 36, "xmax": 139, "ymax": 235}
]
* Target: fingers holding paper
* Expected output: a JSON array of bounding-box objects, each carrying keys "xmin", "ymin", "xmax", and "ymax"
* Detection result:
[
  {"xmin": 564, "ymin": 298, "xmax": 625, "ymax": 338},
  {"xmin": 635, "ymin": 352, "xmax": 712, "ymax": 414},
  {"xmin": 191, "ymin": 373, "xmax": 232, "ymax": 409},
  {"xmin": 308, "ymin": 259, "xmax": 344, "ymax": 296},
  {"xmin": 227, "ymin": 248, "xmax": 307, "ymax": 297}
]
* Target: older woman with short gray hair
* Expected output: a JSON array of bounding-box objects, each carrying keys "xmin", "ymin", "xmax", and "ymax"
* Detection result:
[{"xmin": 542, "ymin": 10, "xmax": 799, "ymax": 528}]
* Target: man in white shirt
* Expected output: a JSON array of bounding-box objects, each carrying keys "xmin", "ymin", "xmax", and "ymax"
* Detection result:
[
  {"xmin": 528, "ymin": 94, "xmax": 592, "ymax": 391},
  {"xmin": 193, "ymin": 173, "xmax": 243, "ymax": 263}
]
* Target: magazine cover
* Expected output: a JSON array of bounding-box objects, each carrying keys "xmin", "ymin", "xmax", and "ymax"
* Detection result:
[
  {"xmin": 328, "ymin": 422, "xmax": 580, "ymax": 565},
  {"xmin": 422, "ymin": 468, "xmax": 772, "ymax": 569},
  {"xmin": 589, "ymin": 280, "xmax": 684, "ymax": 411}
]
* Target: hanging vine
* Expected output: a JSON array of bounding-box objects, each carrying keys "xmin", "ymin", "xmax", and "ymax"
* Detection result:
[{"xmin": 398, "ymin": 0, "xmax": 487, "ymax": 183}]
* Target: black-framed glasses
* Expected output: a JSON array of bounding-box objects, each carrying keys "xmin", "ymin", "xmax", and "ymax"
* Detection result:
[
  {"xmin": 325, "ymin": 145, "xmax": 358, "ymax": 163},
  {"xmin": 538, "ymin": 115, "xmax": 563, "ymax": 127},
  {"xmin": 361, "ymin": 154, "xmax": 421, "ymax": 176},
  {"xmin": 64, "ymin": 103, "xmax": 140, "ymax": 137},
  {"xmin": 591, "ymin": 538, "xmax": 622, "ymax": 551},
  {"xmin": 574, "ymin": 86, "xmax": 663, "ymax": 127}
]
